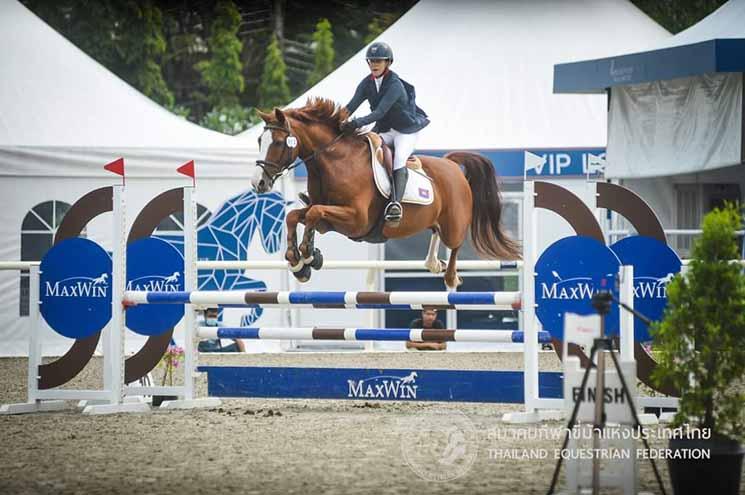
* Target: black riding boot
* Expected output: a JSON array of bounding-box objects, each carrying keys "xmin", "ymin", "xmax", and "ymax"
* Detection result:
[{"xmin": 385, "ymin": 167, "xmax": 408, "ymax": 225}]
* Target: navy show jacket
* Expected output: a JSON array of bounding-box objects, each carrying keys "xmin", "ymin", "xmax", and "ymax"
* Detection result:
[{"xmin": 345, "ymin": 70, "xmax": 429, "ymax": 134}]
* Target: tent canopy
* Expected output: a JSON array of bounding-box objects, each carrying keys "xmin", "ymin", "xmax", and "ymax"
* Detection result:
[
  {"xmin": 0, "ymin": 0, "xmax": 256, "ymax": 177},
  {"xmin": 554, "ymin": 0, "xmax": 745, "ymax": 93},
  {"xmin": 242, "ymin": 0, "xmax": 669, "ymax": 154}
]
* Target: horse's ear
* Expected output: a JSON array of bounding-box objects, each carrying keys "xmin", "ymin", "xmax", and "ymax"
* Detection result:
[
  {"xmin": 257, "ymin": 110, "xmax": 273, "ymax": 122},
  {"xmin": 274, "ymin": 108, "xmax": 286, "ymax": 124}
]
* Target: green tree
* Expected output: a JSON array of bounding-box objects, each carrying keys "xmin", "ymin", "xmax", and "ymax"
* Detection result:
[
  {"xmin": 631, "ymin": 0, "xmax": 727, "ymax": 33},
  {"xmin": 258, "ymin": 35, "xmax": 291, "ymax": 109},
  {"xmin": 200, "ymin": 105, "xmax": 254, "ymax": 135},
  {"xmin": 22, "ymin": 0, "xmax": 173, "ymax": 107},
  {"xmin": 194, "ymin": 0, "xmax": 245, "ymax": 107},
  {"xmin": 122, "ymin": 2, "xmax": 174, "ymax": 107},
  {"xmin": 364, "ymin": 13, "xmax": 399, "ymax": 44},
  {"xmin": 652, "ymin": 204, "xmax": 745, "ymax": 439},
  {"xmin": 307, "ymin": 18, "xmax": 335, "ymax": 86}
]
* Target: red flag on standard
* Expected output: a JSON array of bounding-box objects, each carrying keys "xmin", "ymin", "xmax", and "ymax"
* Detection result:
[
  {"xmin": 177, "ymin": 160, "xmax": 195, "ymax": 179},
  {"xmin": 104, "ymin": 157, "xmax": 125, "ymax": 176}
]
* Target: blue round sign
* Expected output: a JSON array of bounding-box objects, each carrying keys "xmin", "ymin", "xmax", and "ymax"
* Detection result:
[
  {"xmin": 535, "ymin": 236, "xmax": 621, "ymax": 340},
  {"xmin": 40, "ymin": 237, "xmax": 112, "ymax": 339},
  {"xmin": 610, "ymin": 236, "xmax": 681, "ymax": 342},
  {"xmin": 126, "ymin": 237, "xmax": 184, "ymax": 336}
]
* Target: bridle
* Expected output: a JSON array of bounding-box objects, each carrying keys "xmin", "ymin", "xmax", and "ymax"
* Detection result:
[{"xmin": 256, "ymin": 121, "xmax": 346, "ymax": 186}]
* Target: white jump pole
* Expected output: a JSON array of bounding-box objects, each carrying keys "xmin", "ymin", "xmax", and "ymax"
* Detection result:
[
  {"xmin": 83, "ymin": 184, "xmax": 150, "ymax": 414},
  {"xmin": 157, "ymin": 185, "xmax": 220, "ymax": 410}
]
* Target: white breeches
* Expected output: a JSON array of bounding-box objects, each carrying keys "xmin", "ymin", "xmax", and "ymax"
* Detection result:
[{"xmin": 379, "ymin": 129, "xmax": 419, "ymax": 170}]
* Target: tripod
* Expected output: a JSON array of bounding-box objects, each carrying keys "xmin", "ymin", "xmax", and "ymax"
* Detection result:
[{"xmin": 546, "ymin": 290, "xmax": 667, "ymax": 495}]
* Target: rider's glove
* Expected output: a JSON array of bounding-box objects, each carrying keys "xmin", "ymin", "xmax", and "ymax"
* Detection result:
[{"xmin": 339, "ymin": 119, "xmax": 358, "ymax": 135}]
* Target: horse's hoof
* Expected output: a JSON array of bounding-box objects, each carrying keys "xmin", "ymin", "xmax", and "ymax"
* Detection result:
[
  {"xmin": 287, "ymin": 259, "xmax": 304, "ymax": 273},
  {"xmin": 293, "ymin": 264, "xmax": 312, "ymax": 283},
  {"xmin": 425, "ymin": 258, "xmax": 445, "ymax": 274},
  {"xmin": 310, "ymin": 249, "xmax": 323, "ymax": 270},
  {"xmin": 445, "ymin": 275, "xmax": 463, "ymax": 290}
]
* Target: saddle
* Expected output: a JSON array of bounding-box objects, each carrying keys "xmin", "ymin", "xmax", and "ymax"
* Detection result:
[
  {"xmin": 367, "ymin": 133, "xmax": 423, "ymax": 176},
  {"xmin": 364, "ymin": 134, "xmax": 433, "ymax": 206}
]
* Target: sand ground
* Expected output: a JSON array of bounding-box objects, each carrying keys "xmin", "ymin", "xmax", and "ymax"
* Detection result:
[{"xmin": 0, "ymin": 352, "xmax": 738, "ymax": 495}]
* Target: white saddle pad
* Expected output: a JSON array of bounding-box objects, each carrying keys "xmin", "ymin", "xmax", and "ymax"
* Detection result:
[{"xmin": 366, "ymin": 136, "xmax": 434, "ymax": 205}]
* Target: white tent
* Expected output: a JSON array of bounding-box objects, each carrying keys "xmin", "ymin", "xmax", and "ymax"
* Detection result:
[
  {"xmin": 0, "ymin": 0, "xmax": 266, "ymax": 355},
  {"xmin": 553, "ymin": 0, "xmax": 745, "ymax": 249},
  {"xmin": 554, "ymin": 0, "xmax": 745, "ymax": 178},
  {"xmin": 242, "ymin": 0, "xmax": 670, "ymax": 153},
  {"xmin": 0, "ymin": 0, "xmax": 257, "ymax": 177}
]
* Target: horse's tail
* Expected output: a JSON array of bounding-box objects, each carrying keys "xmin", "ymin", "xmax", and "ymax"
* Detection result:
[{"xmin": 444, "ymin": 151, "xmax": 522, "ymax": 260}]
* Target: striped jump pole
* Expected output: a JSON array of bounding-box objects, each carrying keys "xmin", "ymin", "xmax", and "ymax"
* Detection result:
[
  {"xmin": 124, "ymin": 290, "xmax": 522, "ymax": 310},
  {"xmin": 198, "ymin": 327, "xmax": 551, "ymax": 344}
]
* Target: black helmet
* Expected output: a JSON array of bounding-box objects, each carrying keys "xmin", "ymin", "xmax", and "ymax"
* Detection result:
[{"xmin": 366, "ymin": 42, "xmax": 393, "ymax": 62}]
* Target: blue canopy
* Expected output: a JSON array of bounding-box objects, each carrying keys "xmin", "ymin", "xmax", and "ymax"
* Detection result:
[
  {"xmin": 553, "ymin": 0, "xmax": 745, "ymax": 94},
  {"xmin": 554, "ymin": 38, "xmax": 745, "ymax": 93}
]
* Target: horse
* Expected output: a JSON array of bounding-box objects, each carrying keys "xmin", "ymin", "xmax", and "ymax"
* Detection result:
[{"xmin": 251, "ymin": 97, "xmax": 520, "ymax": 289}]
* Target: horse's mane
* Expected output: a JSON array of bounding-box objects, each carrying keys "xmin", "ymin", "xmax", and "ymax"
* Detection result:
[{"xmin": 286, "ymin": 97, "xmax": 349, "ymax": 129}]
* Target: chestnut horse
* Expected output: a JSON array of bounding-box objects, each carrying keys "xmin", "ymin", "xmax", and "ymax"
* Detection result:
[{"xmin": 251, "ymin": 98, "xmax": 520, "ymax": 288}]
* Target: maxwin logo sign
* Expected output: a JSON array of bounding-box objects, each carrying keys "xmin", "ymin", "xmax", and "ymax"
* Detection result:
[
  {"xmin": 540, "ymin": 272, "xmax": 595, "ymax": 300},
  {"xmin": 126, "ymin": 272, "xmax": 181, "ymax": 292},
  {"xmin": 540, "ymin": 271, "xmax": 674, "ymax": 301},
  {"xmin": 632, "ymin": 274, "xmax": 675, "ymax": 299},
  {"xmin": 44, "ymin": 273, "xmax": 109, "ymax": 298},
  {"xmin": 347, "ymin": 371, "xmax": 419, "ymax": 400},
  {"xmin": 534, "ymin": 235, "xmax": 682, "ymax": 341}
]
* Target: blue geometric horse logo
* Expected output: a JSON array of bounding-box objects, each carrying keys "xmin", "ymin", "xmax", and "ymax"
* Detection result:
[{"xmin": 158, "ymin": 190, "xmax": 286, "ymax": 326}]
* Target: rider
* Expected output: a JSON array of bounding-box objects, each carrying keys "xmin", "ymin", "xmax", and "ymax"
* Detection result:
[{"xmin": 339, "ymin": 41, "xmax": 429, "ymax": 225}]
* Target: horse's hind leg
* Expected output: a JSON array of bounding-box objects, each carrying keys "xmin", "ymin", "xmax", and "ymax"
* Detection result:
[
  {"xmin": 439, "ymin": 215, "xmax": 468, "ymax": 289},
  {"xmin": 423, "ymin": 230, "xmax": 445, "ymax": 274},
  {"xmin": 444, "ymin": 246, "xmax": 462, "ymax": 289}
]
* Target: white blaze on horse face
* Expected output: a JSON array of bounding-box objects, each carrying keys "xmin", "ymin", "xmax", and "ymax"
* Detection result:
[
  {"xmin": 258, "ymin": 129, "xmax": 273, "ymax": 160},
  {"xmin": 252, "ymin": 129, "xmax": 274, "ymax": 191},
  {"xmin": 250, "ymin": 166, "xmax": 265, "ymax": 191}
]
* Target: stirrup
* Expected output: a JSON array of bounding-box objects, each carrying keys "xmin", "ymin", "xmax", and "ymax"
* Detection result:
[{"xmin": 384, "ymin": 202, "xmax": 402, "ymax": 222}]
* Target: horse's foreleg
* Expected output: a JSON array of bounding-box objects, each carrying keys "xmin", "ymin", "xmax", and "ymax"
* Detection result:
[
  {"xmin": 444, "ymin": 246, "xmax": 463, "ymax": 289},
  {"xmin": 285, "ymin": 208, "xmax": 308, "ymax": 272},
  {"xmin": 423, "ymin": 231, "xmax": 444, "ymax": 274},
  {"xmin": 299, "ymin": 205, "xmax": 359, "ymax": 262}
]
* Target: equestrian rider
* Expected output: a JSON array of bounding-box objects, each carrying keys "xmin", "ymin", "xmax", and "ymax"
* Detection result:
[{"xmin": 339, "ymin": 41, "xmax": 429, "ymax": 225}]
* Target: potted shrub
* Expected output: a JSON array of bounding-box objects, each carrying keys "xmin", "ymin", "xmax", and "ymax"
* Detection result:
[{"xmin": 652, "ymin": 204, "xmax": 745, "ymax": 495}]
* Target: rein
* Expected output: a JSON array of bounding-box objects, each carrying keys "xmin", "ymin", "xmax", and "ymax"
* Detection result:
[{"xmin": 256, "ymin": 122, "xmax": 345, "ymax": 184}]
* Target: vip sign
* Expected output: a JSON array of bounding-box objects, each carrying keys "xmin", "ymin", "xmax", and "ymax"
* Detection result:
[{"xmin": 523, "ymin": 150, "xmax": 606, "ymax": 176}]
